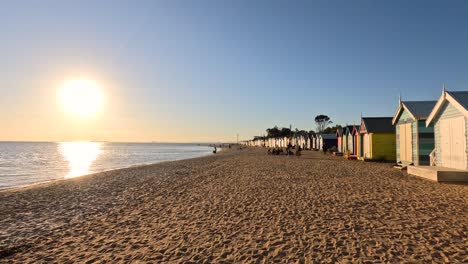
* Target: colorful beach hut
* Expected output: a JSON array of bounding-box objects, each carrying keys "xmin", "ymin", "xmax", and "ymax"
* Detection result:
[
  {"xmin": 346, "ymin": 125, "xmax": 359, "ymax": 155},
  {"xmin": 359, "ymin": 117, "xmax": 396, "ymax": 161},
  {"xmin": 353, "ymin": 126, "xmax": 362, "ymax": 157},
  {"xmin": 426, "ymin": 90, "xmax": 468, "ymax": 170},
  {"xmin": 341, "ymin": 126, "xmax": 354, "ymax": 154},
  {"xmin": 350, "ymin": 125, "xmax": 360, "ymax": 156},
  {"xmin": 392, "ymin": 99, "xmax": 436, "ymax": 166},
  {"xmin": 336, "ymin": 127, "xmax": 343, "ymax": 153}
]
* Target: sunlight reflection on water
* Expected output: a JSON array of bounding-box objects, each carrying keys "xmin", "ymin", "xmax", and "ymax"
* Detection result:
[{"xmin": 59, "ymin": 142, "xmax": 102, "ymax": 178}]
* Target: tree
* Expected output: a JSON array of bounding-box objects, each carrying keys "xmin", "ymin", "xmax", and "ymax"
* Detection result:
[
  {"xmin": 280, "ymin": 127, "xmax": 292, "ymax": 138},
  {"xmin": 266, "ymin": 126, "xmax": 291, "ymax": 138},
  {"xmin": 315, "ymin": 115, "xmax": 333, "ymax": 132},
  {"xmin": 266, "ymin": 126, "xmax": 281, "ymax": 138}
]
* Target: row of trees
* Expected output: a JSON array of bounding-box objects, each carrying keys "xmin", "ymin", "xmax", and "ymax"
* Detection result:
[
  {"xmin": 265, "ymin": 126, "xmax": 310, "ymax": 139},
  {"xmin": 262, "ymin": 115, "xmax": 342, "ymax": 139}
]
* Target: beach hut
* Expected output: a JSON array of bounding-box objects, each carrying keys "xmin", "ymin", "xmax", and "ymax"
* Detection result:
[
  {"xmin": 313, "ymin": 133, "xmax": 320, "ymax": 150},
  {"xmin": 392, "ymin": 99, "xmax": 437, "ymax": 166},
  {"xmin": 307, "ymin": 133, "xmax": 312, "ymax": 149},
  {"xmin": 351, "ymin": 126, "xmax": 362, "ymax": 157},
  {"xmin": 342, "ymin": 127, "xmax": 349, "ymax": 153},
  {"xmin": 307, "ymin": 132, "xmax": 315, "ymax": 150},
  {"xmin": 309, "ymin": 134, "xmax": 314, "ymax": 149},
  {"xmin": 336, "ymin": 127, "xmax": 343, "ymax": 153},
  {"xmin": 317, "ymin": 134, "xmax": 337, "ymax": 150},
  {"xmin": 292, "ymin": 136, "xmax": 297, "ymax": 147},
  {"xmin": 359, "ymin": 117, "xmax": 396, "ymax": 161},
  {"xmin": 297, "ymin": 135, "xmax": 306, "ymax": 149},
  {"xmin": 425, "ymin": 90, "xmax": 468, "ymax": 170},
  {"xmin": 341, "ymin": 126, "xmax": 354, "ymax": 154},
  {"xmin": 346, "ymin": 125, "xmax": 358, "ymax": 155},
  {"xmin": 350, "ymin": 125, "xmax": 360, "ymax": 156}
]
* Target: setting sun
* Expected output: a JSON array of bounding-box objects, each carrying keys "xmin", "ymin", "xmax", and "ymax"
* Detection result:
[{"xmin": 58, "ymin": 79, "xmax": 104, "ymax": 118}]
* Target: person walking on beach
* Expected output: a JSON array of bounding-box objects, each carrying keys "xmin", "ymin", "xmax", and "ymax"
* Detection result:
[
  {"xmin": 287, "ymin": 142, "xmax": 292, "ymax": 156},
  {"xmin": 296, "ymin": 145, "xmax": 302, "ymax": 156},
  {"xmin": 213, "ymin": 146, "xmax": 217, "ymax": 154}
]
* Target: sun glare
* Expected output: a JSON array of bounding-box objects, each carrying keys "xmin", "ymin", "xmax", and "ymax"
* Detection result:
[
  {"xmin": 59, "ymin": 79, "xmax": 104, "ymax": 118},
  {"xmin": 60, "ymin": 142, "xmax": 102, "ymax": 178}
]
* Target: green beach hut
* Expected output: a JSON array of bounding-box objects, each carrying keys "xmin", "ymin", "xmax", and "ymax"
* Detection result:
[{"xmin": 392, "ymin": 99, "xmax": 437, "ymax": 166}]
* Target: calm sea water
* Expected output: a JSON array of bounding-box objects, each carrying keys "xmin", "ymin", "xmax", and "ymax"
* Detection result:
[{"xmin": 0, "ymin": 142, "xmax": 214, "ymax": 189}]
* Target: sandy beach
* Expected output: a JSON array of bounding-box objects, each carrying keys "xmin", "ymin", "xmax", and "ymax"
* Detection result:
[{"xmin": 0, "ymin": 148, "xmax": 467, "ymax": 263}]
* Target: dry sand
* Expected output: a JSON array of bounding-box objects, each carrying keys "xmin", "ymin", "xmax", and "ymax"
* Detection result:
[{"xmin": 0, "ymin": 148, "xmax": 467, "ymax": 263}]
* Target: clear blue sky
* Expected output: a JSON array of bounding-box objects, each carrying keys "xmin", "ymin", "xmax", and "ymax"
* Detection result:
[{"xmin": 1, "ymin": 0, "xmax": 468, "ymax": 142}]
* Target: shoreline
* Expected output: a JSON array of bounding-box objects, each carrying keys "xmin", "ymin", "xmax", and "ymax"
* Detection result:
[
  {"xmin": 1, "ymin": 148, "xmax": 466, "ymax": 262},
  {"xmin": 0, "ymin": 148, "xmax": 218, "ymax": 193}
]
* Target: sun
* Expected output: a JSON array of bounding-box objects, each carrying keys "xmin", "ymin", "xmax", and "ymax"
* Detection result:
[{"xmin": 58, "ymin": 79, "xmax": 104, "ymax": 118}]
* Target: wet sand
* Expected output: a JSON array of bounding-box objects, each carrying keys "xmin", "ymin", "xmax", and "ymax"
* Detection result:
[{"xmin": 0, "ymin": 148, "xmax": 467, "ymax": 263}]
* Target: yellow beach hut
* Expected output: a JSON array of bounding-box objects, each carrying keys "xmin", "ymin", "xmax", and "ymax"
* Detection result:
[{"xmin": 359, "ymin": 117, "xmax": 396, "ymax": 161}]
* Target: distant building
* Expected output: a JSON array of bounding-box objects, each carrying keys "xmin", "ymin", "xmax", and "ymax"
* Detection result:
[{"xmin": 317, "ymin": 134, "xmax": 337, "ymax": 150}]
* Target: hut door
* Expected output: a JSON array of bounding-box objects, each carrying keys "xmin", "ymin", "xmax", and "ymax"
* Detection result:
[
  {"xmin": 399, "ymin": 124, "xmax": 406, "ymax": 162},
  {"xmin": 363, "ymin": 134, "xmax": 370, "ymax": 158},
  {"xmin": 405, "ymin": 123, "xmax": 413, "ymax": 162},
  {"xmin": 441, "ymin": 117, "xmax": 467, "ymax": 169},
  {"xmin": 348, "ymin": 136, "xmax": 354, "ymax": 154},
  {"xmin": 399, "ymin": 123, "xmax": 413, "ymax": 163}
]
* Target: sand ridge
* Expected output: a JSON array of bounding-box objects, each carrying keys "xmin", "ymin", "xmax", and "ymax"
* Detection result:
[{"xmin": 0, "ymin": 148, "xmax": 467, "ymax": 263}]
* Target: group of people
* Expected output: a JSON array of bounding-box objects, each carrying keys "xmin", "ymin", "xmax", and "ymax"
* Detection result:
[
  {"xmin": 268, "ymin": 142, "xmax": 302, "ymax": 156},
  {"xmin": 267, "ymin": 148, "xmax": 285, "ymax": 155}
]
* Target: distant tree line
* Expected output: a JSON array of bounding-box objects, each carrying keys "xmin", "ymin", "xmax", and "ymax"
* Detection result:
[{"xmin": 258, "ymin": 115, "xmax": 342, "ymax": 140}]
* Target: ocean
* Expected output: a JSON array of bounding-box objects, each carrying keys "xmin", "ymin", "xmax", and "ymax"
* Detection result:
[{"xmin": 0, "ymin": 142, "xmax": 214, "ymax": 189}]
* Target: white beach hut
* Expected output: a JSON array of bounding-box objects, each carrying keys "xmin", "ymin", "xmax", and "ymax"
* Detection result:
[{"xmin": 425, "ymin": 90, "xmax": 468, "ymax": 170}]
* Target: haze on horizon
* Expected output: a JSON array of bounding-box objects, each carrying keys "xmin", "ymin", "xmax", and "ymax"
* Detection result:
[{"xmin": 1, "ymin": 0, "xmax": 468, "ymax": 143}]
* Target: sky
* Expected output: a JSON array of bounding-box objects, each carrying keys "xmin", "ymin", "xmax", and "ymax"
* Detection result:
[{"xmin": 1, "ymin": 0, "xmax": 468, "ymax": 142}]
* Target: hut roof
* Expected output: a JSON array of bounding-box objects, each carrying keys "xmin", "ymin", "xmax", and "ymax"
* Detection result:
[
  {"xmin": 426, "ymin": 90, "xmax": 468, "ymax": 125},
  {"xmin": 392, "ymin": 100, "xmax": 437, "ymax": 124},
  {"xmin": 336, "ymin": 127, "xmax": 343, "ymax": 137},
  {"xmin": 343, "ymin": 125, "xmax": 354, "ymax": 135},
  {"xmin": 351, "ymin": 125, "xmax": 361, "ymax": 135},
  {"xmin": 360, "ymin": 117, "xmax": 394, "ymax": 133},
  {"xmin": 403, "ymin": 101, "xmax": 437, "ymax": 119},
  {"xmin": 448, "ymin": 91, "xmax": 468, "ymax": 110},
  {"xmin": 319, "ymin": 133, "xmax": 337, "ymax": 139}
]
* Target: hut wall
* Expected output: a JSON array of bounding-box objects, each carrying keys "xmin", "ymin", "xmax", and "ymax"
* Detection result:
[
  {"xmin": 354, "ymin": 134, "xmax": 360, "ymax": 157},
  {"xmin": 347, "ymin": 135, "xmax": 354, "ymax": 154},
  {"xmin": 324, "ymin": 138, "xmax": 337, "ymax": 149},
  {"xmin": 433, "ymin": 102, "xmax": 468, "ymax": 169},
  {"xmin": 363, "ymin": 133, "xmax": 371, "ymax": 158},
  {"xmin": 358, "ymin": 134, "xmax": 364, "ymax": 157},
  {"xmin": 342, "ymin": 134, "xmax": 348, "ymax": 152},
  {"xmin": 371, "ymin": 133, "xmax": 396, "ymax": 161},
  {"xmin": 417, "ymin": 121, "xmax": 434, "ymax": 165},
  {"xmin": 337, "ymin": 137, "xmax": 342, "ymax": 152}
]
